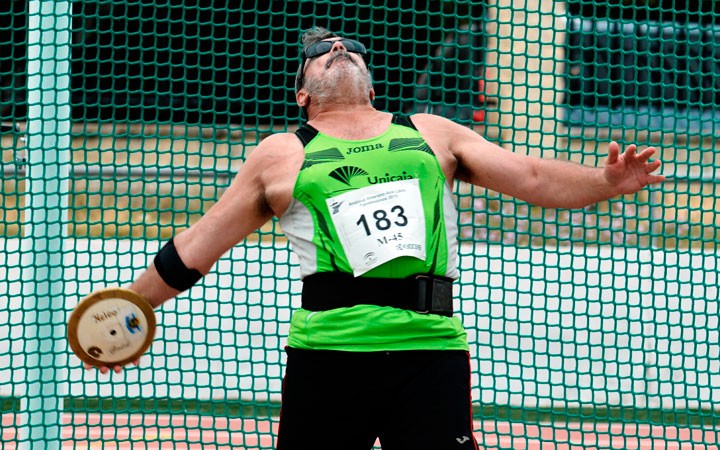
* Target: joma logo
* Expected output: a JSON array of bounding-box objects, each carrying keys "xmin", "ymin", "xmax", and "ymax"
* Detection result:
[{"xmin": 345, "ymin": 143, "xmax": 383, "ymax": 154}]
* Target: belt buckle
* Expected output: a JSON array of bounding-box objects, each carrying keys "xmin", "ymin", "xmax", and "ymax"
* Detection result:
[{"xmin": 414, "ymin": 275, "xmax": 453, "ymax": 317}]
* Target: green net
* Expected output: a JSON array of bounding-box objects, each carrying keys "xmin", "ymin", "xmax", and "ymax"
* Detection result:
[{"xmin": 1, "ymin": 0, "xmax": 719, "ymax": 449}]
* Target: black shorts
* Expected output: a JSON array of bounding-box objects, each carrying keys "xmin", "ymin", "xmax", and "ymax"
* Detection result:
[{"xmin": 276, "ymin": 347, "xmax": 479, "ymax": 450}]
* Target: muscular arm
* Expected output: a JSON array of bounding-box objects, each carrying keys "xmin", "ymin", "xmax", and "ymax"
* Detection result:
[
  {"xmin": 129, "ymin": 133, "xmax": 301, "ymax": 307},
  {"xmin": 413, "ymin": 114, "xmax": 664, "ymax": 209},
  {"xmin": 89, "ymin": 133, "xmax": 302, "ymax": 373},
  {"xmin": 129, "ymin": 171, "xmax": 272, "ymax": 307}
]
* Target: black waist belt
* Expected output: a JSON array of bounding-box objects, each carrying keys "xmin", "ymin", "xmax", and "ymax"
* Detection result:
[{"xmin": 301, "ymin": 272, "xmax": 454, "ymax": 317}]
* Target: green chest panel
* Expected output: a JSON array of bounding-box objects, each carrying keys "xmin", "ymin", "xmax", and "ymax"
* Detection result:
[{"xmin": 292, "ymin": 118, "xmax": 451, "ymax": 278}]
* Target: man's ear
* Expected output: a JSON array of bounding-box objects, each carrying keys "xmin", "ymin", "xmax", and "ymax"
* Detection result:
[
  {"xmin": 296, "ymin": 90, "xmax": 310, "ymax": 108},
  {"xmin": 369, "ymin": 87, "xmax": 375, "ymax": 102}
]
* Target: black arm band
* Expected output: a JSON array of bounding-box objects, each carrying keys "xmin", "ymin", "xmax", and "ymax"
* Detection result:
[{"xmin": 154, "ymin": 238, "xmax": 203, "ymax": 292}]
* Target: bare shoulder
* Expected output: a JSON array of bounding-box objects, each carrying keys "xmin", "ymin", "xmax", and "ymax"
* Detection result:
[
  {"xmin": 242, "ymin": 131, "xmax": 305, "ymax": 178},
  {"xmin": 409, "ymin": 113, "xmax": 466, "ymax": 131},
  {"xmin": 249, "ymin": 131, "xmax": 305, "ymax": 160},
  {"xmin": 406, "ymin": 114, "xmax": 466, "ymax": 181},
  {"xmin": 410, "ymin": 113, "xmax": 491, "ymax": 155},
  {"xmin": 410, "ymin": 113, "xmax": 483, "ymax": 139},
  {"xmin": 240, "ymin": 131, "xmax": 305, "ymax": 217}
]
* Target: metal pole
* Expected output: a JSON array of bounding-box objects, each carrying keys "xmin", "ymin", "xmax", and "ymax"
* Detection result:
[
  {"xmin": 18, "ymin": 2, "xmax": 72, "ymax": 449},
  {"xmin": 2, "ymin": 164, "xmax": 237, "ymax": 182},
  {"xmin": 72, "ymin": 165, "xmax": 236, "ymax": 181}
]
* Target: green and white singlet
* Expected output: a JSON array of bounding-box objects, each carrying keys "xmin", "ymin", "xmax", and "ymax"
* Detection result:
[{"xmin": 279, "ymin": 114, "xmax": 468, "ymax": 351}]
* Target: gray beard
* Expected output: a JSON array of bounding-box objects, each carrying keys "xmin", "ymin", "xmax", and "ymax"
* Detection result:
[{"xmin": 303, "ymin": 53, "xmax": 373, "ymax": 108}]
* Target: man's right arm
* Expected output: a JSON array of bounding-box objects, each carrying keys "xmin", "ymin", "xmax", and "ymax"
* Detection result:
[
  {"xmin": 128, "ymin": 134, "xmax": 291, "ymax": 308},
  {"xmin": 87, "ymin": 133, "xmax": 303, "ymax": 373}
]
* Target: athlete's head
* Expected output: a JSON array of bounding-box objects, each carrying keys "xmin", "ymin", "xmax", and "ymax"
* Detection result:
[{"xmin": 294, "ymin": 27, "xmax": 374, "ymax": 117}]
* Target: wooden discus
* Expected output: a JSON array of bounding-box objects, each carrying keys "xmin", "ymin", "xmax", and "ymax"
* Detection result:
[{"xmin": 67, "ymin": 288, "xmax": 156, "ymax": 368}]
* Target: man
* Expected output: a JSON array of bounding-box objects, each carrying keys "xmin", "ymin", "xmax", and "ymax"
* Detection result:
[{"xmin": 89, "ymin": 27, "xmax": 664, "ymax": 450}]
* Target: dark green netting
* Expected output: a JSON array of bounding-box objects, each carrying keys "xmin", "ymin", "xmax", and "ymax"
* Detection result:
[{"xmin": 1, "ymin": 1, "xmax": 718, "ymax": 448}]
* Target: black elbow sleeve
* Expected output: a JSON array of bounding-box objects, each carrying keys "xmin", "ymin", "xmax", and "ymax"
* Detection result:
[{"xmin": 154, "ymin": 238, "xmax": 203, "ymax": 292}]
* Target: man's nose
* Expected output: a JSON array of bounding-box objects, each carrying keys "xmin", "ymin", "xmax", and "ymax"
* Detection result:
[{"xmin": 329, "ymin": 41, "xmax": 347, "ymax": 53}]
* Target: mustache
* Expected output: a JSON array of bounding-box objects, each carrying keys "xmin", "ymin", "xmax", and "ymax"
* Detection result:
[{"xmin": 325, "ymin": 51, "xmax": 358, "ymax": 69}]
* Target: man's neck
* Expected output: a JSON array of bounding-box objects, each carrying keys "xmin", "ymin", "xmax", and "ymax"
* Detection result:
[
  {"xmin": 306, "ymin": 108, "xmax": 393, "ymax": 140},
  {"xmin": 307, "ymin": 103, "xmax": 375, "ymax": 120}
]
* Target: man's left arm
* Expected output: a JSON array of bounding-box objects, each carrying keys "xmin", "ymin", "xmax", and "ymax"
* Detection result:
[{"xmin": 428, "ymin": 117, "xmax": 665, "ymax": 209}]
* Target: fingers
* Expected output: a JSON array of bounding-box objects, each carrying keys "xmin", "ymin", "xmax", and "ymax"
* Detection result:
[
  {"xmin": 634, "ymin": 146, "xmax": 657, "ymax": 163},
  {"xmin": 623, "ymin": 143, "xmax": 637, "ymax": 158},
  {"xmin": 606, "ymin": 141, "xmax": 620, "ymax": 164},
  {"xmin": 83, "ymin": 362, "xmax": 135, "ymax": 374},
  {"xmin": 615, "ymin": 142, "xmax": 660, "ymax": 165},
  {"xmin": 648, "ymin": 173, "xmax": 667, "ymax": 184},
  {"xmin": 645, "ymin": 159, "xmax": 662, "ymax": 172}
]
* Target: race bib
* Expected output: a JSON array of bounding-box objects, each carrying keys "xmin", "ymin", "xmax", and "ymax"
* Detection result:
[{"xmin": 327, "ymin": 178, "xmax": 426, "ymax": 276}]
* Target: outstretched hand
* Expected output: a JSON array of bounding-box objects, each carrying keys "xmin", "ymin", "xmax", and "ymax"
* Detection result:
[{"xmin": 603, "ymin": 141, "xmax": 665, "ymax": 194}]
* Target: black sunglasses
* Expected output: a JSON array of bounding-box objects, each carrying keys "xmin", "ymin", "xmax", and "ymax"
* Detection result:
[
  {"xmin": 303, "ymin": 38, "xmax": 367, "ymax": 60},
  {"xmin": 296, "ymin": 38, "xmax": 368, "ymax": 93}
]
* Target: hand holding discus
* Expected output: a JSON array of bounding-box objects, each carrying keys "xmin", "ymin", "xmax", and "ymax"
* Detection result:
[{"xmin": 68, "ymin": 287, "xmax": 156, "ymax": 373}]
